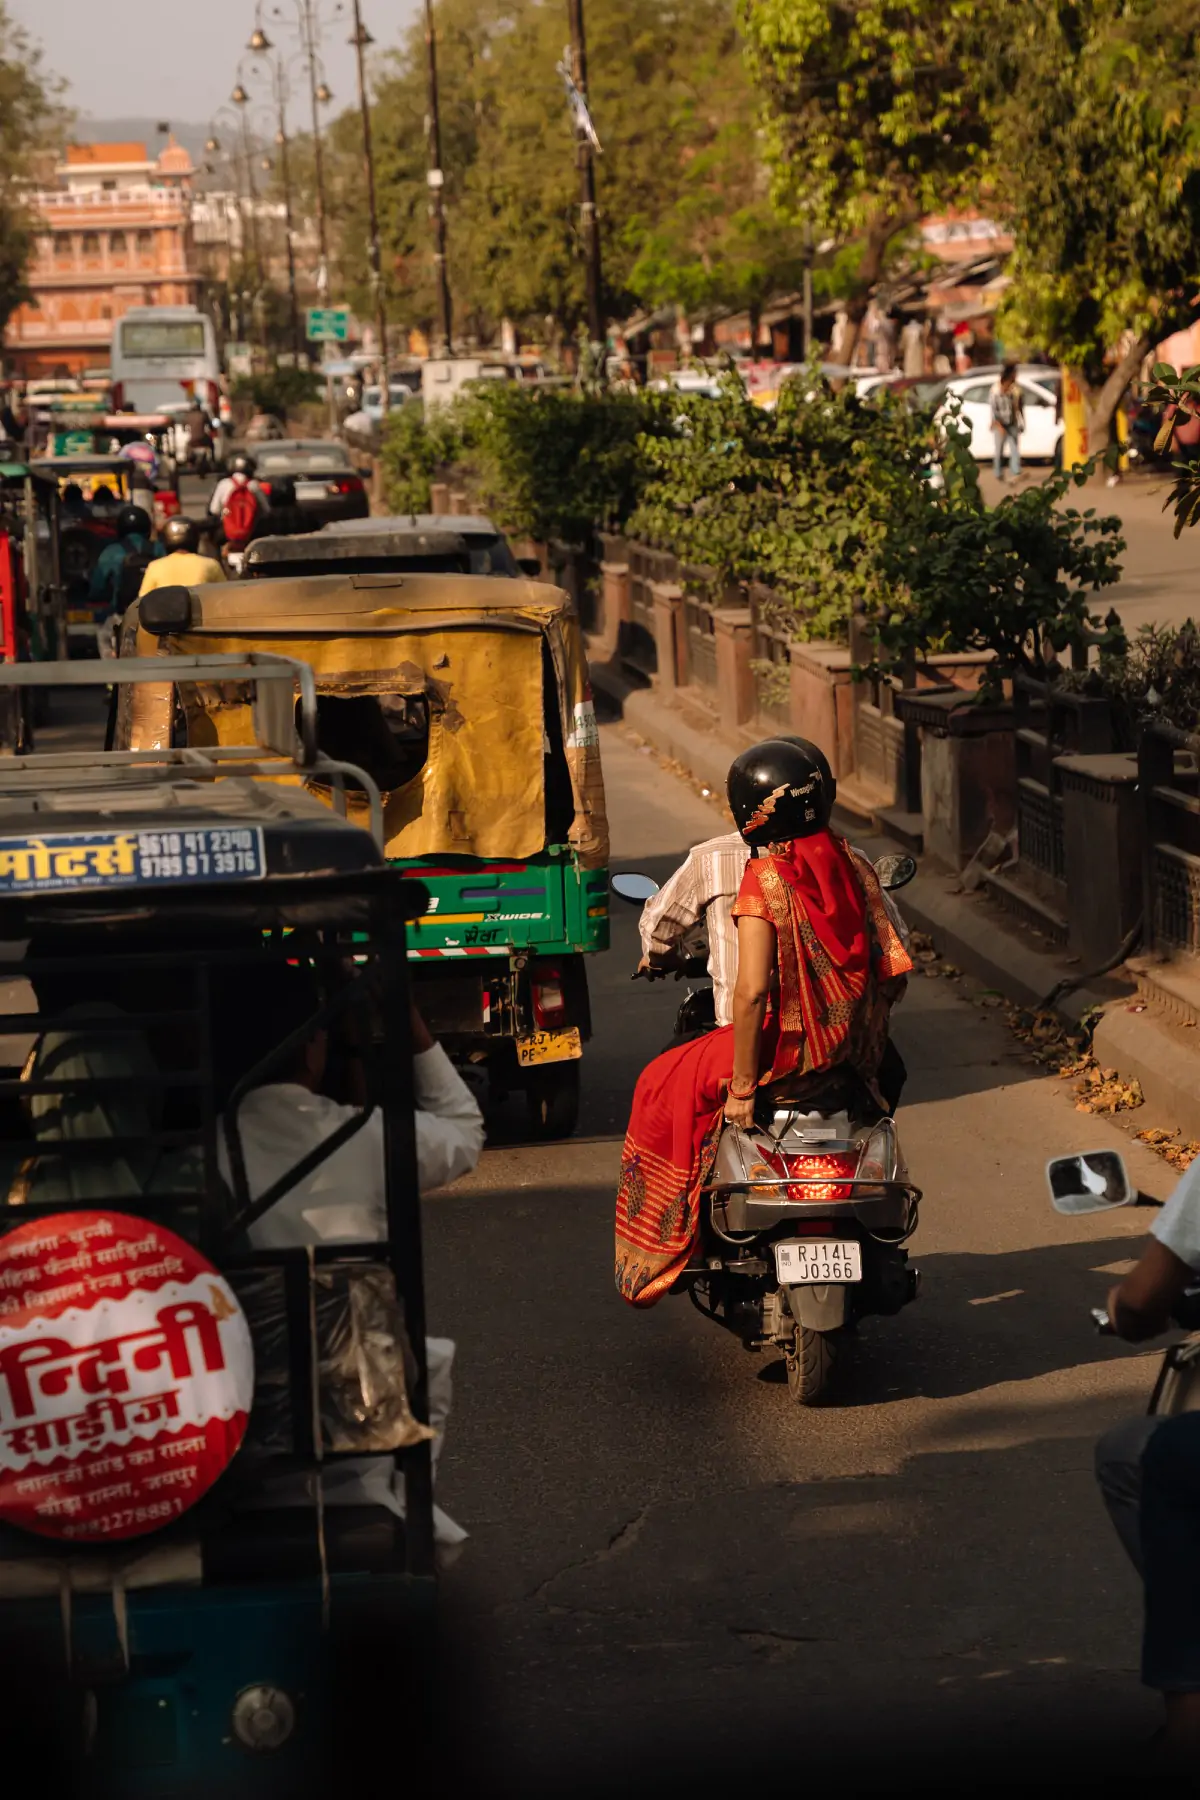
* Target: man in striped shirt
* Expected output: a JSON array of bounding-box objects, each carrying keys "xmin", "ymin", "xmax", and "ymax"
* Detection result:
[{"xmin": 638, "ymin": 832, "xmax": 910, "ymax": 1030}]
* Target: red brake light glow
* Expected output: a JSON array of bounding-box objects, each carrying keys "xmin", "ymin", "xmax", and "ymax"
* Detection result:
[
  {"xmin": 329, "ymin": 475, "xmax": 364, "ymax": 496},
  {"xmin": 763, "ymin": 1148, "xmax": 858, "ymax": 1203},
  {"xmin": 532, "ymin": 964, "xmax": 567, "ymax": 1028}
]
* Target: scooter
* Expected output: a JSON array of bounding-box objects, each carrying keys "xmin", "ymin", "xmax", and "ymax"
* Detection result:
[
  {"xmin": 1048, "ymin": 1150, "xmax": 1200, "ymax": 1414},
  {"xmin": 612, "ymin": 853, "xmax": 922, "ymax": 1405}
]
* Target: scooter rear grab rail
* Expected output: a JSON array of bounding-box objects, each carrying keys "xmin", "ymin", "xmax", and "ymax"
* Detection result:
[{"xmin": 701, "ymin": 1175, "xmax": 922, "ymax": 1200}]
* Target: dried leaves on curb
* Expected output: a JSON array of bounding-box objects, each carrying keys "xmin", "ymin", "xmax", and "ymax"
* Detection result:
[
  {"xmin": 915, "ymin": 932, "xmax": 1145, "ymax": 1112},
  {"xmin": 1135, "ymin": 1126, "xmax": 1200, "ymax": 1173}
]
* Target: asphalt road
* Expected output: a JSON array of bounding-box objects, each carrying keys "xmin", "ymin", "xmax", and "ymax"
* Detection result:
[{"xmin": 427, "ymin": 722, "xmax": 1176, "ymax": 1791}]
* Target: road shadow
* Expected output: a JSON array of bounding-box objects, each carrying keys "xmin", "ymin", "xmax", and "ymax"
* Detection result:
[
  {"xmin": 829, "ymin": 1232, "xmax": 1161, "ymax": 1407},
  {"xmin": 434, "ymin": 1416, "xmax": 1157, "ymax": 1795}
]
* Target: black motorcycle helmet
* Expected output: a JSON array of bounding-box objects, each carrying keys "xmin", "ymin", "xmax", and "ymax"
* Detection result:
[
  {"xmin": 161, "ymin": 515, "xmax": 200, "ymax": 553},
  {"xmin": 727, "ymin": 737, "xmax": 833, "ymax": 847},
  {"xmin": 779, "ymin": 734, "xmax": 836, "ymax": 809},
  {"xmin": 116, "ymin": 503, "xmax": 152, "ymax": 539},
  {"xmin": 229, "ymin": 451, "xmax": 256, "ymax": 477}
]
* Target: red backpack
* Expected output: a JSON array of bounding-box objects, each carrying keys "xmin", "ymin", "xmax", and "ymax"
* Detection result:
[{"xmin": 221, "ymin": 482, "xmax": 260, "ymax": 547}]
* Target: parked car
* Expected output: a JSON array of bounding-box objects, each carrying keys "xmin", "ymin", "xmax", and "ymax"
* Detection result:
[
  {"xmin": 937, "ymin": 368, "xmax": 1063, "ymax": 463},
  {"xmin": 252, "ymin": 439, "xmax": 371, "ymax": 527},
  {"xmin": 322, "ymin": 511, "xmax": 527, "ymax": 575}
]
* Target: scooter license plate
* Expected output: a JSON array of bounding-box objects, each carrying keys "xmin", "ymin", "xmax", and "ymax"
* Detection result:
[{"xmin": 775, "ymin": 1239, "xmax": 862, "ymax": 1284}]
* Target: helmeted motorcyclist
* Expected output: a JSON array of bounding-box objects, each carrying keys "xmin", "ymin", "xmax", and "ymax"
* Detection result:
[
  {"xmin": 615, "ymin": 738, "xmax": 913, "ymax": 1305},
  {"xmin": 137, "ymin": 514, "xmax": 225, "ymax": 595},
  {"xmin": 86, "ymin": 503, "xmax": 160, "ymax": 614},
  {"xmin": 637, "ymin": 734, "xmax": 910, "ymax": 1102}
]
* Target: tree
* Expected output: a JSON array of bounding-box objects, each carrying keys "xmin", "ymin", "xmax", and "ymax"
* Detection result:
[
  {"xmin": 983, "ymin": 0, "xmax": 1200, "ymax": 451},
  {"xmin": 738, "ymin": 0, "xmax": 986, "ymax": 367},
  {"xmin": 0, "ymin": 5, "xmax": 67, "ymax": 334},
  {"xmin": 624, "ymin": 15, "xmax": 810, "ymax": 330},
  {"xmin": 310, "ymin": 0, "xmax": 800, "ymax": 349}
]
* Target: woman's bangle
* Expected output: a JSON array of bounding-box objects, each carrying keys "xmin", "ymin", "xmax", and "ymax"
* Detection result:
[{"xmin": 728, "ymin": 1081, "xmax": 758, "ymax": 1100}]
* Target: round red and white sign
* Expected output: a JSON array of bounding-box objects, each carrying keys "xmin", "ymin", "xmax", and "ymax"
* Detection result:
[{"xmin": 0, "ymin": 1211, "xmax": 254, "ymax": 1542}]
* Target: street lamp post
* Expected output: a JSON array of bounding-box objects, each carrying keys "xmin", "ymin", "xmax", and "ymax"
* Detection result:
[
  {"xmin": 245, "ymin": 30, "xmax": 303, "ymax": 364},
  {"xmin": 566, "ymin": 0, "xmax": 603, "ymax": 355},
  {"xmin": 424, "ymin": 0, "xmax": 452, "ymax": 358},
  {"xmin": 350, "ymin": 0, "xmax": 389, "ymax": 411},
  {"xmin": 261, "ymin": 1, "xmax": 341, "ymax": 301},
  {"xmin": 230, "ymin": 85, "xmax": 265, "ymax": 293}
]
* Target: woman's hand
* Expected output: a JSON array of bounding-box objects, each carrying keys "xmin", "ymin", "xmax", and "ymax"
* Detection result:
[{"xmin": 723, "ymin": 1087, "xmax": 757, "ymax": 1128}]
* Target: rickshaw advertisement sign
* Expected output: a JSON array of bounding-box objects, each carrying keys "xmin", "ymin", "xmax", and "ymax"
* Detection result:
[
  {"xmin": 0, "ymin": 828, "xmax": 265, "ymax": 892},
  {"xmin": 0, "ymin": 1212, "xmax": 254, "ymax": 1541}
]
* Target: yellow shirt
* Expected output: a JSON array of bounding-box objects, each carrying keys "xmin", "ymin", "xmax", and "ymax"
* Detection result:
[{"xmin": 138, "ymin": 551, "xmax": 226, "ymax": 595}]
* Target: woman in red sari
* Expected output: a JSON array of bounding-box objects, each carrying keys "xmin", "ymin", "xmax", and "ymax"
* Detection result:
[{"xmin": 615, "ymin": 738, "xmax": 912, "ymax": 1307}]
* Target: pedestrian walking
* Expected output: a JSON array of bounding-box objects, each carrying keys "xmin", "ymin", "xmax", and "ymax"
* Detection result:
[{"xmin": 990, "ymin": 364, "xmax": 1025, "ymax": 481}]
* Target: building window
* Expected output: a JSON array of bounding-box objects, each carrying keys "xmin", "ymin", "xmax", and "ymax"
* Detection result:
[
  {"xmin": 109, "ymin": 230, "xmax": 127, "ymax": 259},
  {"xmin": 54, "ymin": 234, "xmax": 73, "ymax": 263},
  {"xmin": 135, "ymin": 229, "xmax": 154, "ymax": 258},
  {"xmin": 101, "ymin": 179, "xmax": 116, "ymax": 191},
  {"xmin": 82, "ymin": 231, "xmax": 100, "ymax": 256}
]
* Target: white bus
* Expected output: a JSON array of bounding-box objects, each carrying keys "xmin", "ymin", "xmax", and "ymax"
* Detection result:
[{"xmin": 110, "ymin": 306, "xmax": 220, "ymax": 413}]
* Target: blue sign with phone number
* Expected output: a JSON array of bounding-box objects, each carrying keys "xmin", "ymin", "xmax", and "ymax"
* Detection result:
[{"xmin": 0, "ymin": 828, "xmax": 266, "ymax": 892}]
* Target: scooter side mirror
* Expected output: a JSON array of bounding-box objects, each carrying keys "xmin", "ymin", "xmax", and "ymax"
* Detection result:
[
  {"xmin": 611, "ymin": 871, "xmax": 660, "ymax": 903},
  {"xmin": 1046, "ymin": 1151, "xmax": 1136, "ymax": 1215},
  {"xmin": 874, "ymin": 852, "xmax": 917, "ymax": 892}
]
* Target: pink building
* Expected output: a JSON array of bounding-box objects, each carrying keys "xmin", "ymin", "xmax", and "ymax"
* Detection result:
[{"xmin": 6, "ymin": 139, "xmax": 200, "ymax": 379}]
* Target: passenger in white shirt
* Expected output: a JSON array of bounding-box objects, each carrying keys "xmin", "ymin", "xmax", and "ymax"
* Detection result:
[
  {"xmin": 1095, "ymin": 1154, "xmax": 1200, "ymax": 1749},
  {"xmin": 214, "ymin": 963, "xmax": 483, "ymax": 1554},
  {"xmin": 217, "ymin": 979, "xmax": 484, "ymax": 1246}
]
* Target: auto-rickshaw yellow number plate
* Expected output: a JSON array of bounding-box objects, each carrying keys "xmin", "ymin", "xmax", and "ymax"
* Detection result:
[
  {"xmin": 66, "ymin": 608, "xmax": 93, "ymax": 624},
  {"xmin": 517, "ymin": 1027, "xmax": 583, "ymax": 1067}
]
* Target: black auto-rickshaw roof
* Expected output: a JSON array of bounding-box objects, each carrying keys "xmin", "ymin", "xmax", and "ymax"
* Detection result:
[
  {"xmin": 137, "ymin": 569, "xmax": 570, "ymax": 635},
  {"xmin": 244, "ymin": 527, "xmax": 470, "ymax": 570},
  {"xmin": 30, "ymin": 455, "xmax": 134, "ymax": 476}
]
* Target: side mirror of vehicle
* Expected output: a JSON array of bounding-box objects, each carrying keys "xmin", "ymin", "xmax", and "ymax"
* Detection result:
[
  {"xmin": 874, "ymin": 852, "xmax": 917, "ymax": 892},
  {"xmin": 1046, "ymin": 1151, "xmax": 1136, "ymax": 1215},
  {"xmin": 517, "ymin": 556, "xmax": 542, "ymax": 578},
  {"xmin": 611, "ymin": 871, "xmax": 660, "ymax": 903}
]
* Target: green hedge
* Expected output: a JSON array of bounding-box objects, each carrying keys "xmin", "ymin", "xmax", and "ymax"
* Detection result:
[{"xmin": 381, "ymin": 371, "xmax": 1126, "ymax": 681}]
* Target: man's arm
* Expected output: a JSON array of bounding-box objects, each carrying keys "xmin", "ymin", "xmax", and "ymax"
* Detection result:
[
  {"xmin": 410, "ymin": 1004, "xmax": 485, "ymax": 1192},
  {"xmin": 638, "ymin": 850, "xmax": 704, "ymax": 965},
  {"xmin": 1108, "ymin": 1240, "xmax": 1193, "ymax": 1342},
  {"xmin": 1108, "ymin": 1158, "xmax": 1200, "ymax": 1340}
]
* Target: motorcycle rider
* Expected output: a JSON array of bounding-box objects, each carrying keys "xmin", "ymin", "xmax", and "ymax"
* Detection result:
[
  {"xmin": 138, "ymin": 514, "xmax": 225, "ymax": 595},
  {"xmin": 1095, "ymin": 1160, "xmax": 1200, "ymax": 1753},
  {"xmin": 614, "ymin": 738, "xmax": 912, "ymax": 1306},
  {"xmin": 86, "ymin": 503, "xmax": 160, "ymax": 615},
  {"xmin": 637, "ymin": 736, "xmax": 910, "ymax": 1104}
]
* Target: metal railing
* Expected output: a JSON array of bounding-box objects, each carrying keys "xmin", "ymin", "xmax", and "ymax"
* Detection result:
[{"xmin": 1141, "ymin": 720, "xmax": 1200, "ymax": 958}]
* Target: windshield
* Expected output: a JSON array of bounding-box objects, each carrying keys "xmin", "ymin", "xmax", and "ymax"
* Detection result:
[{"xmin": 119, "ymin": 321, "xmax": 207, "ymax": 358}]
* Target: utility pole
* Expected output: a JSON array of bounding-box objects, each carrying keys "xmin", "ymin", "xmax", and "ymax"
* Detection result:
[
  {"xmin": 275, "ymin": 108, "xmax": 302, "ymax": 364},
  {"xmin": 350, "ymin": 0, "xmax": 389, "ymax": 412},
  {"xmin": 424, "ymin": 0, "xmax": 452, "ymax": 358},
  {"xmin": 567, "ymin": 0, "xmax": 603, "ymax": 355},
  {"xmin": 300, "ymin": 0, "xmax": 331, "ymax": 297}
]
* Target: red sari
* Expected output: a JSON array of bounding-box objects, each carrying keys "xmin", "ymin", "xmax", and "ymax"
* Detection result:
[{"xmin": 614, "ymin": 831, "xmax": 912, "ymax": 1307}]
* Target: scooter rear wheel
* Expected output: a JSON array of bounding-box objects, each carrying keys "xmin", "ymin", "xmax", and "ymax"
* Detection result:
[{"xmin": 785, "ymin": 1327, "xmax": 838, "ymax": 1405}]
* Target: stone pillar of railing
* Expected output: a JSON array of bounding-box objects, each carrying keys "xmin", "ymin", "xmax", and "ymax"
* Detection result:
[
  {"xmin": 713, "ymin": 607, "xmax": 756, "ymax": 730},
  {"xmin": 650, "ymin": 582, "xmax": 684, "ymax": 692}
]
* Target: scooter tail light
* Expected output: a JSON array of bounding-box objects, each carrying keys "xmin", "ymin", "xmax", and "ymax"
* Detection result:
[{"xmin": 766, "ymin": 1146, "xmax": 858, "ymax": 1203}]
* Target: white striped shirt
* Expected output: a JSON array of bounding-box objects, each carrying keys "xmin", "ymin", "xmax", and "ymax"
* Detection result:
[{"xmin": 639, "ymin": 831, "xmax": 908, "ymax": 1028}]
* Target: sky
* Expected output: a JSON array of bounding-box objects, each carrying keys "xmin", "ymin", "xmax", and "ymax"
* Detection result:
[{"xmin": 9, "ymin": 0, "xmax": 420, "ymax": 135}]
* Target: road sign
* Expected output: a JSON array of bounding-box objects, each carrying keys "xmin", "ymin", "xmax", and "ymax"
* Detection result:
[{"xmin": 306, "ymin": 307, "xmax": 350, "ymax": 343}]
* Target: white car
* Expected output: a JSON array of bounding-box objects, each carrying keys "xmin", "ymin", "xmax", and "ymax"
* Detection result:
[{"xmin": 938, "ymin": 369, "xmax": 1062, "ymax": 463}]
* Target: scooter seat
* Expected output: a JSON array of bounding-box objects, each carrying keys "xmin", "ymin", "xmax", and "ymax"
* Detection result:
[{"xmin": 758, "ymin": 1062, "xmax": 880, "ymax": 1122}]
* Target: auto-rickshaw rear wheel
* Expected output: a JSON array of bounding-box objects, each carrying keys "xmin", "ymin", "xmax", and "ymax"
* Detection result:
[{"xmin": 524, "ymin": 1060, "xmax": 580, "ymax": 1139}]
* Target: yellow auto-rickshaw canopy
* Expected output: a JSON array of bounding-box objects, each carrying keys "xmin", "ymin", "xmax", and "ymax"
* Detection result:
[{"xmin": 129, "ymin": 571, "xmax": 609, "ymax": 868}]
